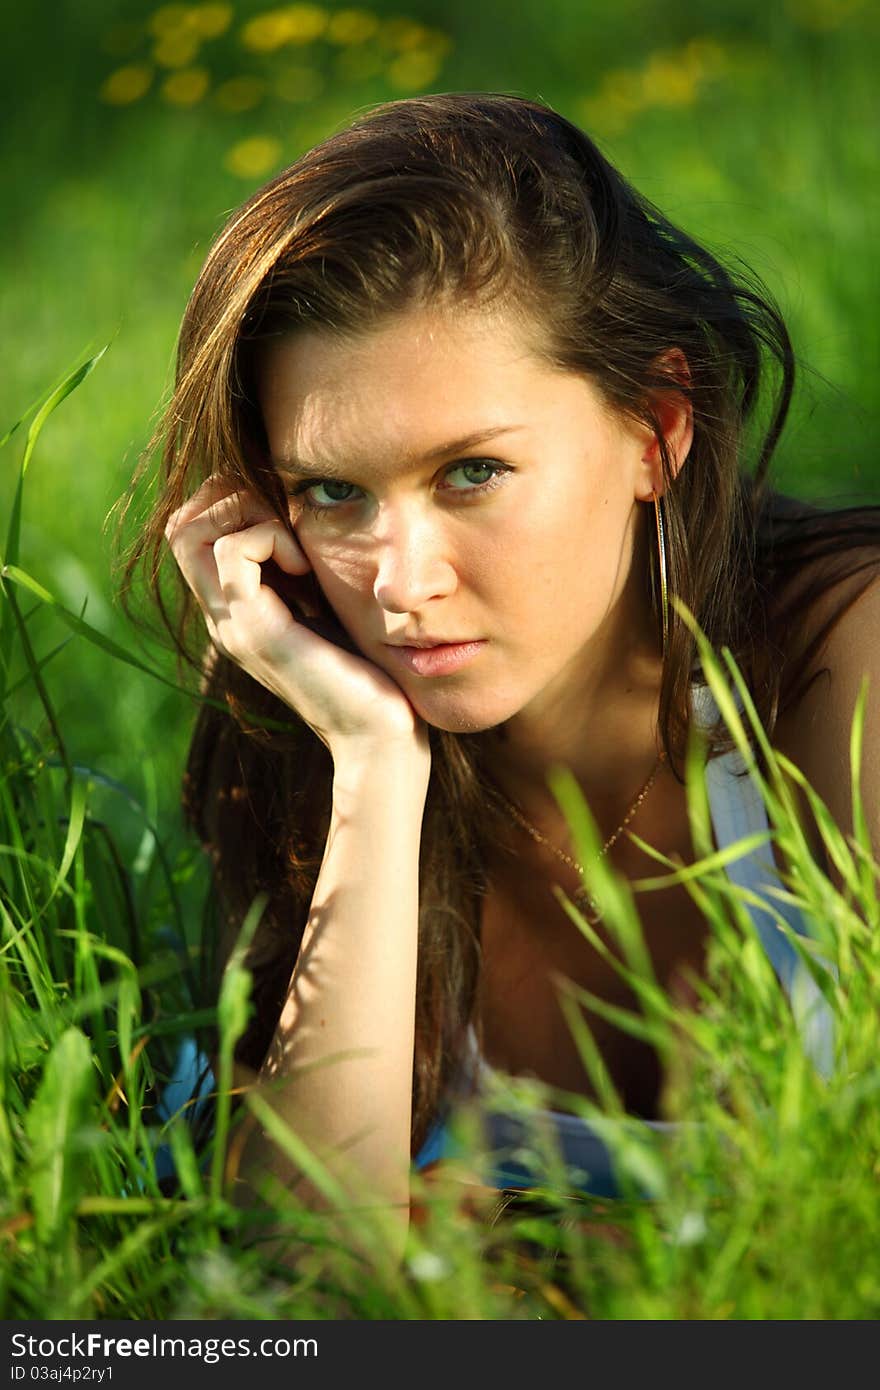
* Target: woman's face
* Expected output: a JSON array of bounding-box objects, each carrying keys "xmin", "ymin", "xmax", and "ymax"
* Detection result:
[{"xmin": 257, "ymin": 302, "xmax": 661, "ymax": 735}]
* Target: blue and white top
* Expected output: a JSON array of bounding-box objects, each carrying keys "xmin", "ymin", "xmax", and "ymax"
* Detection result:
[
  {"xmin": 411, "ymin": 682, "xmax": 835, "ymax": 1196},
  {"xmin": 157, "ymin": 682, "xmax": 835, "ymax": 1196}
]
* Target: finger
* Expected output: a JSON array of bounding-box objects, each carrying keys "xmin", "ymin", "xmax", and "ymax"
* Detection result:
[
  {"xmin": 164, "ymin": 474, "xmax": 239, "ymax": 541},
  {"xmin": 166, "ymin": 487, "xmax": 274, "ymax": 550},
  {"xmin": 166, "ymin": 492, "xmax": 282, "ymax": 604},
  {"xmin": 214, "ymin": 521, "xmax": 310, "ymax": 608},
  {"xmin": 180, "ymin": 538, "xmax": 231, "ymax": 633}
]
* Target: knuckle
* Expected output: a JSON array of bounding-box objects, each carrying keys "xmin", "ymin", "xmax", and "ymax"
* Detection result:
[{"xmin": 212, "ymin": 531, "xmax": 237, "ymax": 560}]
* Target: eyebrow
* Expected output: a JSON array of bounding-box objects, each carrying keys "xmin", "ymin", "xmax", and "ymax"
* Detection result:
[{"xmin": 271, "ymin": 425, "xmax": 527, "ymax": 478}]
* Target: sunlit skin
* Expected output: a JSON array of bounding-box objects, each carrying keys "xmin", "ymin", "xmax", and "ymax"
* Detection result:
[{"xmin": 257, "ymin": 302, "xmax": 692, "ymax": 815}]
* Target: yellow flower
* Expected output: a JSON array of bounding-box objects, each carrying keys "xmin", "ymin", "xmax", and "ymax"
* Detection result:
[
  {"xmin": 161, "ymin": 67, "xmax": 210, "ymax": 105},
  {"xmin": 240, "ymin": 11, "xmax": 291, "ymax": 51},
  {"xmin": 225, "ymin": 135, "xmax": 284, "ymax": 178},
  {"xmin": 240, "ymin": 5, "xmax": 328, "ymax": 51},
  {"xmin": 387, "ymin": 49, "xmax": 443, "ymax": 91},
  {"xmin": 215, "ymin": 76, "xmax": 266, "ymax": 112},
  {"xmin": 99, "ymin": 64, "xmax": 154, "ymax": 105},
  {"xmin": 282, "ymin": 3, "xmax": 329, "ymax": 42},
  {"xmin": 191, "ymin": 3, "xmax": 233, "ymax": 38},
  {"xmin": 153, "ymin": 32, "xmax": 201, "ymax": 67},
  {"xmin": 326, "ymin": 8, "xmax": 379, "ymax": 45},
  {"xmin": 640, "ymin": 54, "xmax": 698, "ymax": 108}
]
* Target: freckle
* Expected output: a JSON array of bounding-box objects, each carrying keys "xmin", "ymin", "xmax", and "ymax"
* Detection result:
[{"xmin": 320, "ymin": 1018, "xmax": 326, "ymax": 1027}]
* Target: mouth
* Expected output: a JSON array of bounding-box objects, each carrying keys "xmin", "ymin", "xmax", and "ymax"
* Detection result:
[{"xmin": 382, "ymin": 639, "xmax": 487, "ymax": 678}]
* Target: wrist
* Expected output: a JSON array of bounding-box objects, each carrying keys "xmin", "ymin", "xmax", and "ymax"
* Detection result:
[{"xmin": 331, "ymin": 731, "xmax": 431, "ymax": 801}]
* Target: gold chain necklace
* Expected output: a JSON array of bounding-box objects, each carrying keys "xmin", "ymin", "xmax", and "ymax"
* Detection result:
[{"xmin": 487, "ymin": 750, "xmax": 667, "ymax": 921}]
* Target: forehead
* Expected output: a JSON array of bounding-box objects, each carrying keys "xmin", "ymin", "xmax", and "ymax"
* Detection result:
[{"xmin": 255, "ymin": 302, "xmax": 603, "ymax": 473}]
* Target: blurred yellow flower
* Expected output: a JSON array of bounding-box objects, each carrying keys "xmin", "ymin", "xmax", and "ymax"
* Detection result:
[
  {"xmin": 153, "ymin": 32, "xmax": 202, "ymax": 67},
  {"xmin": 215, "ymin": 75, "xmax": 266, "ymax": 111},
  {"xmin": 161, "ymin": 67, "xmax": 210, "ymax": 105},
  {"xmin": 240, "ymin": 5, "xmax": 328, "ymax": 51},
  {"xmin": 581, "ymin": 35, "xmax": 729, "ymax": 136},
  {"xmin": 191, "ymin": 3, "xmax": 234, "ymax": 38},
  {"xmin": 100, "ymin": 64, "xmax": 154, "ymax": 105},
  {"xmin": 280, "ymin": 3, "xmax": 329, "ymax": 43},
  {"xmin": 387, "ymin": 49, "xmax": 443, "ymax": 91},
  {"xmin": 240, "ymin": 12, "xmax": 288, "ymax": 51},
  {"xmin": 641, "ymin": 54, "xmax": 698, "ymax": 107},
  {"xmin": 276, "ymin": 64, "xmax": 325, "ymax": 100},
  {"xmin": 226, "ymin": 135, "xmax": 284, "ymax": 178},
  {"xmin": 326, "ymin": 9, "xmax": 379, "ymax": 45}
]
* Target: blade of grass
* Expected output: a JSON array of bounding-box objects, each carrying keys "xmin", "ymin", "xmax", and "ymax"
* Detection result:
[
  {"xmin": 548, "ymin": 763, "xmax": 657, "ymax": 987},
  {"xmin": 848, "ymin": 676, "xmax": 878, "ymax": 921},
  {"xmin": 1, "ymin": 351, "xmax": 108, "ymax": 697},
  {"xmin": 1, "ymin": 565, "xmax": 192, "ymax": 695},
  {"xmin": 24, "ymin": 1026, "xmax": 97, "ymax": 1246},
  {"xmin": 1, "ymin": 582, "xmax": 72, "ymax": 780},
  {"xmin": 4, "ymin": 349, "xmax": 108, "ymax": 571},
  {"xmin": 210, "ymin": 892, "xmax": 267, "ymax": 1203}
]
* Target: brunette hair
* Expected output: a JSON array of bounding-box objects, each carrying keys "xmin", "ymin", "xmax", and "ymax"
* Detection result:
[{"xmin": 119, "ymin": 92, "xmax": 880, "ymax": 1156}]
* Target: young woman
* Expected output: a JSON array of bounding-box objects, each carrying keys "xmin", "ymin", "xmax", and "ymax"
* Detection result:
[{"xmin": 124, "ymin": 92, "xmax": 880, "ymax": 1252}]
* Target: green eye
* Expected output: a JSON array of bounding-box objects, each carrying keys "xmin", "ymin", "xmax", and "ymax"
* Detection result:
[
  {"xmin": 445, "ymin": 461, "xmax": 502, "ymax": 489},
  {"xmin": 290, "ymin": 458, "xmax": 510, "ymax": 516},
  {"xmin": 290, "ymin": 478, "xmax": 362, "ymax": 512},
  {"xmin": 311, "ymin": 480, "xmax": 358, "ymax": 504}
]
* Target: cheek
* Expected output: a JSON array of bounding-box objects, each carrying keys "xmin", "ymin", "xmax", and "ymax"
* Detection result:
[{"xmin": 298, "ymin": 534, "xmax": 375, "ymax": 609}]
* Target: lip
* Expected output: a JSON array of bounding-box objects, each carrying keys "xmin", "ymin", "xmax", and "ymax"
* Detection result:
[
  {"xmin": 385, "ymin": 636, "xmax": 464, "ymax": 649},
  {"xmin": 383, "ymin": 640, "xmax": 487, "ymax": 677}
]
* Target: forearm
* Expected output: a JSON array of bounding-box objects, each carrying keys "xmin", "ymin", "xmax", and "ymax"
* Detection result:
[{"xmin": 231, "ymin": 741, "xmax": 429, "ymax": 1249}]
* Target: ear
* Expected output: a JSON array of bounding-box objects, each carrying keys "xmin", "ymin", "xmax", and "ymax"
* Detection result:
[{"xmin": 634, "ymin": 349, "xmax": 694, "ymax": 502}]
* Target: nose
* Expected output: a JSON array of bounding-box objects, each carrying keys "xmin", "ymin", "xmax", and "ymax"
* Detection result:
[{"xmin": 371, "ymin": 508, "xmax": 457, "ymax": 613}]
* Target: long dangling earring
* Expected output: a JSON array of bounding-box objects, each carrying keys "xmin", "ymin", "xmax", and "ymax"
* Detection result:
[{"xmin": 652, "ymin": 490, "xmax": 670, "ymax": 660}]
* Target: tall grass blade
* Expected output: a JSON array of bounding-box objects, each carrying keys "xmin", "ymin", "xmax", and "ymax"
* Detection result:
[
  {"xmin": 1, "ymin": 351, "xmax": 107, "ymax": 696},
  {"xmin": 1, "ymin": 565, "xmax": 189, "ymax": 695},
  {"xmin": 4, "ymin": 349, "xmax": 108, "ymax": 570},
  {"xmin": 849, "ymin": 677, "xmax": 878, "ymax": 922},
  {"xmin": 210, "ymin": 892, "xmax": 267, "ymax": 1202},
  {"xmin": 24, "ymin": 1026, "xmax": 96, "ymax": 1245}
]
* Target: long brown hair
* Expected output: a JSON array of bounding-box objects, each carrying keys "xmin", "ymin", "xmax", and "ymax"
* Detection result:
[{"xmin": 119, "ymin": 93, "xmax": 880, "ymax": 1155}]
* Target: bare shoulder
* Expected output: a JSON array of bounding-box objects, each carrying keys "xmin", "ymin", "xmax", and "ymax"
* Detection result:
[{"xmin": 774, "ymin": 548, "xmax": 880, "ymax": 849}]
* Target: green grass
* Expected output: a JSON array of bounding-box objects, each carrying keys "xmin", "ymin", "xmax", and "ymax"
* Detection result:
[{"xmin": 2, "ymin": 364, "xmax": 880, "ymax": 1319}]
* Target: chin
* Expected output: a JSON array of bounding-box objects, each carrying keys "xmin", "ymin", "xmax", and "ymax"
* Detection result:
[{"xmin": 411, "ymin": 692, "xmax": 520, "ymax": 736}]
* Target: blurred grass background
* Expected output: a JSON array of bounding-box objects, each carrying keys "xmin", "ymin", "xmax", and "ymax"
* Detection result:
[{"xmin": 1, "ymin": 0, "xmax": 878, "ymax": 882}]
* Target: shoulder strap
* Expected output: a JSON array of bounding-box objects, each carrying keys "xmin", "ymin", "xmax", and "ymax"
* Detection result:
[{"xmin": 689, "ymin": 682, "xmax": 835, "ymax": 1075}]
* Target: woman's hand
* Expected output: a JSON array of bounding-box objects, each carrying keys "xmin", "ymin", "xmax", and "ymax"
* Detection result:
[{"xmin": 165, "ymin": 474, "xmax": 429, "ymax": 764}]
